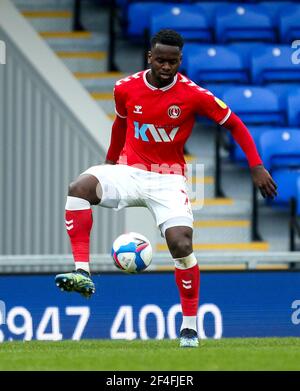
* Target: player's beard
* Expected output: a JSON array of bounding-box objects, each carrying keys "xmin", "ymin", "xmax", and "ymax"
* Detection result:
[{"xmin": 154, "ymin": 69, "xmax": 176, "ymax": 87}]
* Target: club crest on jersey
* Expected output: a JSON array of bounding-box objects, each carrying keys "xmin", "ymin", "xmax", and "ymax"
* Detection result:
[{"xmin": 168, "ymin": 105, "xmax": 181, "ymax": 119}]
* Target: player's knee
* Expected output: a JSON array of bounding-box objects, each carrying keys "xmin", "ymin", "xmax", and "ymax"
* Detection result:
[
  {"xmin": 69, "ymin": 180, "xmax": 87, "ymax": 198},
  {"xmin": 169, "ymin": 237, "xmax": 192, "ymax": 258},
  {"xmin": 68, "ymin": 178, "xmax": 99, "ymax": 204}
]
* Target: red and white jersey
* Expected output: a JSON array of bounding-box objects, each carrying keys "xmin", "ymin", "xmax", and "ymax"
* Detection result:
[{"xmin": 114, "ymin": 70, "xmax": 231, "ymax": 175}]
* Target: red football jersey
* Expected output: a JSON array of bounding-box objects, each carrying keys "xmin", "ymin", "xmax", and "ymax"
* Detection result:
[{"xmin": 114, "ymin": 70, "xmax": 231, "ymax": 175}]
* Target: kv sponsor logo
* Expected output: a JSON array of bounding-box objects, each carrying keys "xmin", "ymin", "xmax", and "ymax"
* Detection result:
[
  {"xmin": 291, "ymin": 40, "xmax": 300, "ymax": 65},
  {"xmin": 134, "ymin": 121, "xmax": 179, "ymax": 142},
  {"xmin": 0, "ymin": 40, "xmax": 6, "ymax": 65}
]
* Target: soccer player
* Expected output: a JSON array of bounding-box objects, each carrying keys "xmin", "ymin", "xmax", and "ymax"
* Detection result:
[{"xmin": 55, "ymin": 29, "xmax": 277, "ymax": 347}]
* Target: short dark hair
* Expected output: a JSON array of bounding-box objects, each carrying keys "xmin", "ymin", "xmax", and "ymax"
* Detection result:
[{"xmin": 150, "ymin": 29, "xmax": 184, "ymax": 50}]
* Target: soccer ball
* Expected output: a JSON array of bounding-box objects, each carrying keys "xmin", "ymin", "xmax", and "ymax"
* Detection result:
[{"xmin": 111, "ymin": 232, "xmax": 153, "ymax": 274}]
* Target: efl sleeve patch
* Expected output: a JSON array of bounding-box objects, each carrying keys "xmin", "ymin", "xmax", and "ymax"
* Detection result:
[{"xmin": 214, "ymin": 97, "xmax": 228, "ymax": 109}]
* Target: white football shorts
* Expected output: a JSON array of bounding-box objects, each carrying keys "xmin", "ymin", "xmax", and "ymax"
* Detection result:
[{"xmin": 81, "ymin": 164, "xmax": 193, "ymax": 235}]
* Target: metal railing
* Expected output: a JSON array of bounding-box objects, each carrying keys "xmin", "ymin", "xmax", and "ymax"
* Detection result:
[
  {"xmin": 72, "ymin": 0, "xmax": 118, "ymax": 71},
  {"xmin": 1, "ymin": 252, "xmax": 300, "ymax": 274}
]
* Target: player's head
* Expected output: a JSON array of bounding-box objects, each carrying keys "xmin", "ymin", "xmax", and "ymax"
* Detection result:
[{"xmin": 148, "ymin": 29, "xmax": 184, "ymax": 87}]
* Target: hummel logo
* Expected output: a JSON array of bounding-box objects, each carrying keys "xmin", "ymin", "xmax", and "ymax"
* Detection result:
[
  {"xmin": 182, "ymin": 279, "xmax": 192, "ymax": 289},
  {"xmin": 65, "ymin": 219, "xmax": 74, "ymax": 230},
  {"xmin": 133, "ymin": 105, "xmax": 142, "ymax": 114}
]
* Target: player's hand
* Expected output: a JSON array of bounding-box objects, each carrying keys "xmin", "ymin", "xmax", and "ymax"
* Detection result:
[
  {"xmin": 250, "ymin": 165, "xmax": 278, "ymax": 199},
  {"xmin": 104, "ymin": 159, "xmax": 116, "ymax": 165}
]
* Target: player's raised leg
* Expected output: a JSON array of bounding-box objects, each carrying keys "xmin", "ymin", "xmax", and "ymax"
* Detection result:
[
  {"xmin": 165, "ymin": 226, "xmax": 200, "ymax": 347},
  {"xmin": 55, "ymin": 174, "xmax": 100, "ymax": 298}
]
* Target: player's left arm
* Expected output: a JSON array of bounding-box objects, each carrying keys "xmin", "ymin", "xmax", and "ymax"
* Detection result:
[
  {"xmin": 194, "ymin": 91, "xmax": 277, "ymax": 199},
  {"xmin": 223, "ymin": 113, "xmax": 277, "ymax": 199}
]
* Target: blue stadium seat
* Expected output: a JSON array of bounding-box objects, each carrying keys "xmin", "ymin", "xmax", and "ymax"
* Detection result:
[
  {"xmin": 222, "ymin": 86, "xmax": 286, "ymax": 163},
  {"xmin": 267, "ymin": 83, "xmax": 300, "ymax": 114},
  {"xmin": 201, "ymin": 83, "xmax": 232, "ymax": 99},
  {"xmin": 279, "ymin": 5, "xmax": 300, "ymax": 43},
  {"xmin": 194, "ymin": 2, "xmax": 228, "ymax": 27},
  {"xmin": 231, "ymin": 126, "xmax": 276, "ymax": 164},
  {"xmin": 270, "ymin": 169, "xmax": 300, "ymax": 207},
  {"xmin": 150, "ymin": 5, "xmax": 212, "ymax": 42},
  {"xmin": 126, "ymin": 2, "xmax": 168, "ymax": 40},
  {"xmin": 258, "ymin": 129, "xmax": 300, "ymax": 208},
  {"xmin": 222, "ymin": 86, "xmax": 285, "ymax": 125},
  {"xmin": 297, "ymin": 177, "xmax": 300, "ymax": 215},
  {"xmin": 126, "ymin": 2, "xmax": 192, "ymax": 40},
  {"xmin": 185, "ymin": 45, "xmax": 249, "ymax": 84},
  {"xmin": 181, "ymin": 43, "xmax": 209, "ymax": 73},
  {"xmin": 260, "ymin": 2, "xmax": 295, "ymax": 24},
  {"xmin": 229, "ymin": 42, "xmax": 270, "ymax": 65},
  {"xmin": 259, "ymin": 129, "xmax": 300, "ymax": 172},
  {"xmin": 287, "ymin": 91, "xmax": 300, "ymax": 127},
  {"xmin": 215, "ymin": 4, "xmax": 276, "ymax": 43},
  {"xmin": 251, "ymin": 45, "xmax": 300, "ymax": 84},
  {"xmin": 121, "ymin": 1, "xmax": 195, "ymax": 38}
]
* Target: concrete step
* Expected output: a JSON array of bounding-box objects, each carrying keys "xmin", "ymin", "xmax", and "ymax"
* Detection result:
[
  {"xmin": 156, "ymin": 241, "xmax": 269, "ymax": 252},
  {"xmin": 76, "ymin": 72, "xmax": 126, "ymax": 92},
  {"xmin": 107, "ymin": 113, "xmax": 116, "ymax": 121},
  {"xmin": 185, "ymin": 155, "xmax": 215, "ymax": 174},
  {"xmin": 90, "ymin": 91, "xmax": 114, "ymax": 115},
  {"xmin": 56, "ymin": 51, "xmax": 107, "ymax": 73},
  {"xmin": 192, "ymin": 219, "xmax": 251, "ymax": 243},
  {"xmin": 192, "ymin": 197, "xmax": 251, "ymax": 217},
  {"xmin": 187, "ymin": 175, "xmax": 214, "ymax": 199},
  {"xmin": 13, "ymin": 0, "xmax": 73, "ymax": 10},
  {"xmin": 186, "ymin": 158, "xmax": 216, "ymax": 198},
  {"xmin": 21, "ymin": 10, "xmax": 73, "ymax": 32},
  {"xmin": 41, "ymin": 31, "xmax": 108, "ymax": 51},
  {"xmin": 157, "ymin": 218, "xmax": 251, "ymax": 244}
]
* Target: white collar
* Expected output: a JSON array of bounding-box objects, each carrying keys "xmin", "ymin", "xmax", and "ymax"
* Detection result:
[{"xmin": 143, "ymin": 69, "xmax": 178, "ymax": 91}]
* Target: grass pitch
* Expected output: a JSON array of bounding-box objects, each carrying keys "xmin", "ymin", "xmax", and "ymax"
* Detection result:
[{"xmin": 1, "ymin": 338, "xmax": 300, "ymax": 371}]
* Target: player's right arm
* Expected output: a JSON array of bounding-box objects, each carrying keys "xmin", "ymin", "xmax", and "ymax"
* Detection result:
[
  {"xmin": 105, "ymin": 115, "xmax": 127, "ymax": 164},
  {"xmin": 105, "ymin": 84, "xmax": 127, "ymax": 165}
]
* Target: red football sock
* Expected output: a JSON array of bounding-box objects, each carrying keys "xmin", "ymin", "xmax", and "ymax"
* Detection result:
[
  {"xmin": 65, "ymin": 209, "xmax": 93, "ymax": 262},
  {"xmin": 175, "ymin": 264, "xmax": 200, "ymax": 316}
]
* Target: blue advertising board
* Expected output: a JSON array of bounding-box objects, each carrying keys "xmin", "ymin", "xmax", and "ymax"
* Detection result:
[{"xmin": 0, "ymin": 271, "xmax": 300, "ymax": 341}]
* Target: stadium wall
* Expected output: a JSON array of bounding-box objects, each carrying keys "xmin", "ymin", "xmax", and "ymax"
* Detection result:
[
  {"xmin": 0, "ymin": 0, "xmax": 127, "ymax": 254},
  {"xmin": 1, "ymin": 270, "xmax": 300, "ymax": 341}
]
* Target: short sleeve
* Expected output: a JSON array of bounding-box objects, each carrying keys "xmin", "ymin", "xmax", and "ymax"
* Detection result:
[
  {"xmin": 193, "ymin": 89, "xmax": 231, "ymax": 125},
  {"xmin": 114, "ymin": 84, "xmax": 127, "ymax": 119}
]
